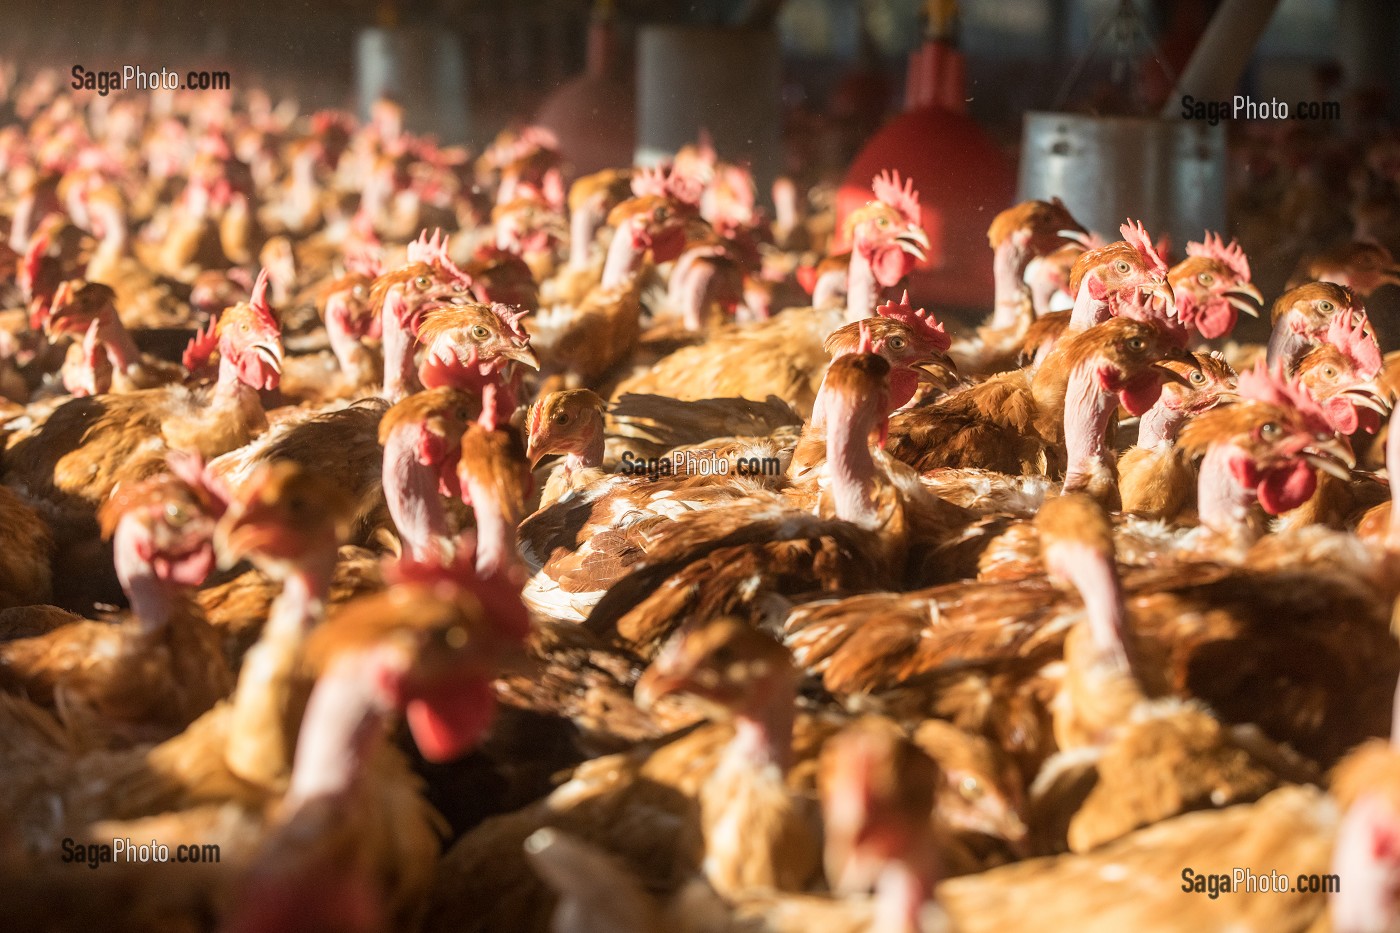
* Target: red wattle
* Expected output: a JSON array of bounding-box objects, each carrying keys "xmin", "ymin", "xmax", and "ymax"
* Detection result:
[
  {"xmin": 1193, "ymin": 300, "xmax": 1237, "ymax": 340},
  {"xmin": 1257, "ymin": 460, "xmax": 1317, "ymax": 515},
  {"xmin": 869, "ymin": 244, "xmax": 915, "ymax": 289},
  {"xmin": 405, "ymin": 675, "xmax": 497, "ymax": 762},
  {"xmin": 1118, "ymin": 371, "xmax": 1164, "ymax": 416}
]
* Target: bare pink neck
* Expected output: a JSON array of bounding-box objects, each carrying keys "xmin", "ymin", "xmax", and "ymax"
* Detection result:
[
  {"xmin": 845, "ymin": 250, "xmax": 879, "ymax": 323},
  {"xmin": 572, "ymin": 432, "xmax": 605, "ymax": 470},
  {"xmin": 264, "ymin": 556, "xmax": 334, "ymax": 642},
  {"xmin": 113, "ymin": 522, "xmax": 174, "ymax": 634},
  {"xmin": 731, "ymin": 673, "xmax": 796, "ymax": 774},
  {"xmin": 381, "ymin": 286, "xmax": 421, "ymax": 401},
  {"xmin": 1136, "ymin": 399, "xmax": 1184, "ymax": 449},
  {"xmin": 1069, "ymin": 277, "xmax": 1110, "ymax": 331},
  {"xmin": 465, "ymin": 480, "xmax": 521, "ymax": 579},
  {"xmin": 1061, "ymin": 360, "xmax": 1118, "ymax": 494},
  {"xmin": 569, "ymin": 200, "xmax": 603, "ymax": 270},
  {"xmin": 989, "ymin": 239, "xmax": 1031, "ymax": 329},
  {"xmin": 383, "ymin": 426, "xmax": 452, "ymax": 562},
  {"xmin": 1197, "ymin": 444, "xmax": 1265, "ymax": 545},
  {"xmin": 601, "ymin": 222, "xmax": 644, "ymax": 288},
  {"xmin": 825, "ymin": 401, "xmax": 881, "ymax": 527},
  {"xmin": 1054, "ymin": 541, "xmax": 1130, "ymax": 672},
  {"xmin": 872, "ymin": 855, "xmax": 936, "ymax": 933},
  {"xmin": 286, "ymin": 652, "xmax": 391, "ymax": 807}
]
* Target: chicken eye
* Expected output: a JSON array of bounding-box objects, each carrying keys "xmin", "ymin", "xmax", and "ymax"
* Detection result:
[
  {"xmin": 1322, "ymin": 365, "xmax": 1338, "ymax": 379},
  {"xmin": 470, "ymin": 325, "xmax": 490, "ymax": 340},
  {"xmin": 1189, "ymin": 370, "xmax": 1206, "ymax": 385},
  {"xmin": 1126, "ymin": 336, "xmax": 1146, "ymax": 351},
  {"xmin": 877, "ymin": 216, "xmax": 889, "ymax": 227},
  {"xmin": 1115, "ymin": 260, "xmax": 1131, "ymax": 274},
  {"xmin": 1318, "ymin": 300, "xmax": 1334, "ymax": 313},
  {"xmin": 552, "ymin": 411, "xmax": 570, "ymax": 425},
  {"xmin": 240, "ymin": 321, "xmax": 250, "ymax": 333},
  {"xmin": 452, "ymin": 282, "xmax": 467, "ymax": 293},
  {"xmin": 351, "ymin": 285, "xmax": 366, "ymax": 299},
  {"xmin": 1260, "ymin": 422, "xmax": 1281, "ymax": 439},
  {"xmin": 1197, "ymin": 272, "xmax": 1214, "ymax": 286},
  {"xmin": 415, "ymin": 275, "xmax": 431, "ymax": 290},
  {"xmin": 887, "ymin": 335, "xmax": 907, "ymax": 350},
  {"xmin": 959, "ymin": 776, "xmax": 984, "ymax": 800},
  {"xmin": 164, "ymin": 502, "xmax": 189, "ymax": 526}
]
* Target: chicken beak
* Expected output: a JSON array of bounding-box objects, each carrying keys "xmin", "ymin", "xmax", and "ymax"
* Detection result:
[
  {"xmin": 502, "ymin": 343, "xmax": 540, "ymax": 371},
  {"xmin": 1340, "ymin": 381, "xmax": 1392, "ymax": 414},
  {"xmin": 897, "ymin": 226, "xmax": 930, "ymax": 262},
  {"xmin": 1225, "ymin": 283, "xmax": 1264, "ymax": 316},
  {"xmin": 633, "ymin": 666, "xmax": 687, "ymax": 712},
  {"xmin": 526, "ymin": 435, "xmax": 553, "ymax": 469},
  {"xmin": 1302, "ymin": 436, "xmax": 1357, "ymax": 480},
  {"xmin": 1141, "ymin": 277, "xmax": 1176, "ymax": 318},
  {"xmin": 213, "ymin": 506, "xmax": 275, "ymax": 569},
  {"xmin": 252, "ymin": 341, "xmax": 284, "ymax": 374}
]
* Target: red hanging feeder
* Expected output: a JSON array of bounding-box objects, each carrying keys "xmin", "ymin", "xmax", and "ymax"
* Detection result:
[{"xmin": 837, "ymin": 3, "xmax": 1014, "ymax": 311}]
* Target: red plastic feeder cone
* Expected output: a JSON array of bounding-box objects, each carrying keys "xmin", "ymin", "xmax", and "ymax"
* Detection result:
[{"xmin": 838, "ymin": 40, "xmax": 1015, "ymax": 312}]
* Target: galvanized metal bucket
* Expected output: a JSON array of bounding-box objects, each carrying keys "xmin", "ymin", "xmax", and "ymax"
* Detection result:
[{"xmin": 1017, "ymin": 112, "xmax": 1227, "ymax": 246}]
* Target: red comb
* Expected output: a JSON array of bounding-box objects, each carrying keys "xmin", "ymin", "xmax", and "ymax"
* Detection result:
[
  {"xmin": 345, "ymin": 242, "xmax": 383, "ymax": 279},
  {"xmin": 630, "ymin": 165, "xmax": 669, "ymax": 199},
  {"xmin": 386, "ymin": 543, "xmax": 531, "ymax": 642},
  {"xmin": 407, "ymin": 228, "xmax": 472, "ymax": 286},
  {"xmin": 870, "ymin": 170, "xmax": 921, "ymax": 227},
  {"xmin": 876, "ymin": 291, "xmax": 952, "ymax": 352},
  {"xmin": 19, "ymin": 227, "xmax": 49, "ymax": 298},
  {"xmin": 1237, "ymin": 361, "xmax": 1333, "ymax": 432},
  {"xmin": 857, "ymin": 321, "xmax": 874, "ymax": 354},
  {"xmin": 490, "ymin": 302, "xmax": 531, "ymax": 342},
  {"xmin": 1186, "ymin": 232, "xmax": 1251, "ymax": 283},
  {"xmin": 1119, "ymin": 219, "xmax": 1168, "ymax": 276},
  {"xmin": 182, "ymin": 315, "xmax": 220, "ymax": 372},
  {"xmin": 1326, "ymin": 311, "xmax": 1382, "ymax": 378},
  {"xmin": 248, "ymin": 268, "xmax": 273, "ymax": 322}
]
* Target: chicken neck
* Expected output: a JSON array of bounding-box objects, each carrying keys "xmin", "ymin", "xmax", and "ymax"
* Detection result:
[
  {"xmin": 380, "ymin": 285, "xmax": 423, "ymax": 401},
  {"xmin": 1068, "ymin": 274, "xmax": 1112, "ymax": 331},
  {"xmin": 284, "ymin": 650, "xmax": 391, "ymax": 808},
  {"xmin": 383, "ymin": 425, "xmax": 454, "ymax": 562},
  {"xmin": 225, "ymin": 549, "xmax": 336, "ymax": 788},
  {"xmin": 871, "ymin": 852, "xmax": 939, "ymax": 933},
  {"xmin": 824, "ymin": 393, "xmax": 884, "ymax": 528},
  {"xmin": 1136, "ymin": 395, "xmax": 1187, "ymax": 450},
  {"xmin": 85, "ymin": 204, "xmax": 131, "ymax": 285},
  {"xmin": 1265, "ymin": 315, "xmax": 1311, "ymax": 371},
  {"xmin": 568, "ymin": 197, "xmax": 606, "ymax": 271},
  {"xmin": 670, "ymin": 250, "xmax": 725, "ymax": 332},
  {"xmin": 1060, "ymin": 360, "xmax": 1121, "ymax": 500},
  {"xmin": 463, "ymin": 473, "xmax": 522, "ymax": 579},
  {"xmin": 113, "ymin": 520, "xmax": 177, "ymax": 635},
  {"xmin": 845, "ymin": 248, "xmax": 882, "ymax": 323},
  {"xmin": 987, "ymin": 237, "xmax": 1032, "ymax": 331},
  {"xmin": 1196, "ymin": 444, "xmax": 1268, "ymax": 547},
  {"xmin": 600, "ymin": 218, "xmax": 647, "ymax": 289},
  {"xmin": 1049, "ymin": 539, "xmax": 1131, "ymax": 674}
]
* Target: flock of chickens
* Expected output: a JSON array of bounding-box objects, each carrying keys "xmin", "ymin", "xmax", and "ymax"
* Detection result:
[{"xmin": 3, "ymin": 73, "xmax": 1400, "ymax": 933}]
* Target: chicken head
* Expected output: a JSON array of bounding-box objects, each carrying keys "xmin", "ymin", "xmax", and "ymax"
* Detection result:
[
  {"xmin": 1170, "ymin": 233, "xmax": 1263, "ymax": 340},
  {"xmin": 525, "ymin": 388, "xmax": 606, "ymax": 468}
]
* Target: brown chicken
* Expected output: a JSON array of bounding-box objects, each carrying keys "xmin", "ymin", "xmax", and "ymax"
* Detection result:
[
  {"xmin": 380, "ymin": 386, "xmax": 481, "ymax": 562},
  {"xmin": 1118, "ymin": 350, "xmax": 1238, "ymax": 519},
  {"xmin": 524, "ymin": 388, "xmax": 608, "ymax": 507},
  {"xmin": 0, "ymin": 472, "xmax": 230, "ymax": 746},
  {"xmin": 950, "ymin": 197, "xmax": 1084, "ymax": 376},
  {"xmin": 4, "ymin": 269, "xmax": 284, "ymax": 511},
  {"xmin": 1266, "ymin": 280, "xmax": 1367, "ymax": 371},
  {"xmin": 887, "ymin": 317, "xmax": 1190, "ymax": 507},
  {"xmin": 610, "ymin": 170, "xmax": 930, "ymax": 417}
]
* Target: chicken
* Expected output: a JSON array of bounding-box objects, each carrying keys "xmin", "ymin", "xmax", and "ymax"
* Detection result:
[
  {"xmin": 529, "ymin": 167, "xmax": 696, "ymax": 390},
  {"xmin": 1118, "ymin": 350, "xmax": 1237, "ymax": 519},
  {"xmin": 0, "ymin": 483, "xmax": 52, "ymax": 608},
  {"xmin": 886, "ymin": 317, "xmax": 1190, "ymax": 507},
  {"xmin": 582, "ymin": 353, "xmax": 966, "ymax": 654},
  {"xmin": 224, "ymin": 550, "xmax": 531, "ymax": 933},
  {"xmin": 380, "ymin": 386, "xmax": 480, "ymax": 561},
  {"xmin": 524, "ymin": 388, "xmax": 607, "ymax": 507},
  {"xmin": 950, "ymin": 197, "xmax": 1084, "ymax": 376},
  {"xmin": 1266, "ymin": 280, "xmax": 1367, "ymax": 371},
  {"xmin": 211, "ymin": 460, "xmax": 357, "ymax": 789},
  {"xmin": 4, "ymin": 268, "xmax": 283, "ymax": 511},
  {"xmin": 610, "ymin": 170, "xmax": 930, "ymax": 417},
  {"xmin": 456, "ymin": 404, "xmax": 532, "ymax": 579},
  {"xmin": 1166, "ymin": 232, "xmax": 1264, "ymax": 340},
  {"xmin": 43, "ymin": 278, "xmax": 184, "ymax": 391},
  {"xmin": 0, "ymin": 471, "xmax": 230, "ymax": 746},
  {"xmin": 1289, "ymin": 239, "xmax": 1400, "ymax": 296},
  {"xmin": 80, "ymin": 185, "xmax": 187, "ymax": 329},
  {"xmin": 371, "ymin": 229, "xmax": 499, "ymax": 401}
]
